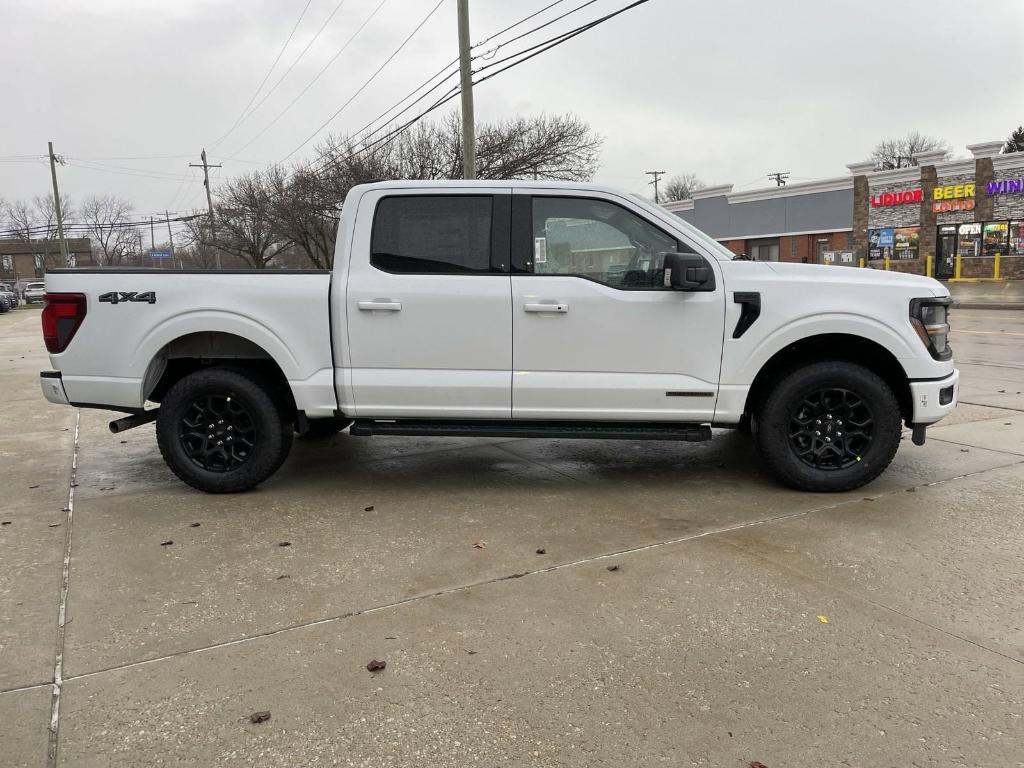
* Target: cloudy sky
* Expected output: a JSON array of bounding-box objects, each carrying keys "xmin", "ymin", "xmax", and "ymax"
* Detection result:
[{"xmin": 2, "ymin": 0, "xmax": 1022, "ymax": 223}]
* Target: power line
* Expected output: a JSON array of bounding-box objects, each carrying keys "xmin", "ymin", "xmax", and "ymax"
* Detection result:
[
  {"xmin": 278, "ymin": 0, "xmax": 446, "ymax": 165},
  {"xmin": 472, "ymin": 0, "xmax": 571, "ymax": 48},
  {"xmin": 62, "ymin": 160, "xmax": 193, "ymax": 183},
  {"xmin": 208, "ymin": 0, "xmax": 314, "ymax": 150},
  {"xmin": 474, "ymin": 0, "xmax": 600, "ymax": 60},
  {"xmin": 210, "ymin": 0, "xmax": 355, "ymax": 149},
  {"xmin": 226, "ymin": 0, "xmax": 392, "ymax": 159},
  {"xmin": 300, "ymin": 0, "xmax": 654, "ymax": 179}
]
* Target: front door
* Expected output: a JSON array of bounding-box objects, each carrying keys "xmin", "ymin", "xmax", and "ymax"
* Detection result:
[
  {"xmin": 936, "ymin": 226, "xmax": 957, "ymax": 279},
  {"xmin": 343, "ymin": 189, "xmax": 512, "ymax": 418},
  {"xmin": 510, "ymin": 192, "xmax": 725, "ymax": 422}
]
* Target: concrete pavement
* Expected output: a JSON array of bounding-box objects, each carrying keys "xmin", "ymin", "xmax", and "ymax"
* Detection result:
[{"xmin": 1, "ymin": 305, "xmax": 1022, "ymax": 767}]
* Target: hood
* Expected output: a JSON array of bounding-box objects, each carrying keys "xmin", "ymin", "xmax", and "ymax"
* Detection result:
[{"xmin": 763, "ymin": 261, "xmax": 948, "ymax": 297}]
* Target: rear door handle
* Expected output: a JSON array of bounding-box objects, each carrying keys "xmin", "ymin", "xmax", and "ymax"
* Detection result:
[
  {"xmin": 357, "ymin": 300, "xmax": 402, "ymax": 311},
  {"xmin": 524, "ymin": 302, "xmax": 568, "ymax": 313}
]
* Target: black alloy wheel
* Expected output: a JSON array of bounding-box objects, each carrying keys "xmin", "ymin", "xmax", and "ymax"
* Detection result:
[
  {"xmin": 156, "ymin": 367, "xmax": 293, "ymax": 493},
  {"xmin": 179, "ymin": 393, "xmax": 257, "ymax": 472},
  {"xmin": 788, "ymin": 387, "xmax": 874, "ymax": 470}
]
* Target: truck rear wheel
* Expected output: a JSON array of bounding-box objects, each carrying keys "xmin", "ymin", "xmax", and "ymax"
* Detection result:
[
  {"xmin": 755, "ymin": 361, "xmax": 902, "ymax": 492},
  {"xmin": 156, "ymin": 367, "xmax": 293, "ymax": 493}
]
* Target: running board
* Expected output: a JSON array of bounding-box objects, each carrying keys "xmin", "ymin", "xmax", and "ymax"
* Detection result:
[{"xmin": 350, "ymin": 419, "xmax": 712, "ymax": 442}]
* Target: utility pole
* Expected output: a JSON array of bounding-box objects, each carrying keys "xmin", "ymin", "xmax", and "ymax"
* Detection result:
[
  {"xmin": 189, "ymin": 149, "xmax": 222, "ymax": 268},
  {"xmin": 646, "ymin": 170, "xmax": 667, "ymax": 204},
  {"xmin": 47, "ymin": 141, "xmax": 70, "ymax": 266},
  {"xmin": 150, "ymin": 216, "xmax": 155, "ymax": 250},
  {"xmin": 767, "ymin": 171, "xmax": 790, "ymax": 187},
  {"xmin": 456, "ymin": 0, "xmax": 476, "ymax": 179},
  {"xmin": 165, "ymin": 211, "xmax": 181, "ymax": 270}
]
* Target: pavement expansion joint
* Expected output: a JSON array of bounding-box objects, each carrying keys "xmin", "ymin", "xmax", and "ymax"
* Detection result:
[
  {"xmin": 46, "ymin": 409, "xmax": 81, "ymax": 768},
  {"xmin": 56, "ymin": 455, "xmax": 1024, "ymax": 689}
]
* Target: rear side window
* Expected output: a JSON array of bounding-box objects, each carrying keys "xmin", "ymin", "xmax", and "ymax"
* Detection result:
[{"xmin": 371, "ymin": 195, "xmax": 493, "ymax": 274}]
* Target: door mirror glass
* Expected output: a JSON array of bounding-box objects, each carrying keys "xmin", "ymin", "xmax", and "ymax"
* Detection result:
[{"xmin": 663, "ymin": 252, "xmax": 715, "ymax": 292}]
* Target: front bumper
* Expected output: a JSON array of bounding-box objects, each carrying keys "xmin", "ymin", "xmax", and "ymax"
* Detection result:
[
  {"xmin": 909, "ymin": 368, "xmax": 958, "ymax": 425},
  {"xmin": 40, "ymin": 371, "xmax": 70, "ymax": 406}
]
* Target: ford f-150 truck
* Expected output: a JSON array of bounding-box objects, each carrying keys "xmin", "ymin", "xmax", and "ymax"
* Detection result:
[{"xmin": 39, "ymin": 181, "xmax": 958, "ymax": 493}]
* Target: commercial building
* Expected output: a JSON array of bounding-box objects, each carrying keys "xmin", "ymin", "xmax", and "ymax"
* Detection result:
[
  {"xmin": 0, "ymin": 238, "xmax": 94, "ymax": 290},
  {"xmin": 665, "ymin": 140, "xmax": 1024, "ymax": 279}
]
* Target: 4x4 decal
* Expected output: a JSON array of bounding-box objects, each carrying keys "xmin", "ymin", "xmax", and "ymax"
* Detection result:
[{"xmin": 98, "ymin": 291, "xmax": 156, "ymax": 305}]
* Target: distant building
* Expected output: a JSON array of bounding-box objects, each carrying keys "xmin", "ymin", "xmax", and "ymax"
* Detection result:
[
  {"xmin": 0, "ymin": 238, "xmax": 94, "ymax": 289},
  {"xmin": 664, "ymin": 139, "xmax": 1024, "ymax": 280}
]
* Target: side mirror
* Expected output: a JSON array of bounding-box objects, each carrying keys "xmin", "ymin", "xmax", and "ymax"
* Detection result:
[{"xmin": 663, "ymin": 252, "xmax": 716, "ymax": 291}]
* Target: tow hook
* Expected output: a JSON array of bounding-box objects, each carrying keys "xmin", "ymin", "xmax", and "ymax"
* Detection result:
[
  {"xmin": 911, "ymin": 424, "xmax": 927, "ymax": 446},
  {"xmin": 109, "ymin": 410, "xmax": 159, "ymax": 434}
]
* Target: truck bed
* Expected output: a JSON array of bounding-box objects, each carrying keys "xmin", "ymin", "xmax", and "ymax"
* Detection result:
[{"xmin": 43, "ymin": 268, "xmax": 337, "ymax": 417}]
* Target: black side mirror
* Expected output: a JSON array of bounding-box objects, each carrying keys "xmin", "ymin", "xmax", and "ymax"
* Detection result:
[{"xmin": 663, "ymin": 252, "xmax": 716, "ymax": 291}]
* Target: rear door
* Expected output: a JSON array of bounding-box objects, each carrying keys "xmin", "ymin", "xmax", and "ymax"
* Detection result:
[
  {"xmin": 510, "ymin": 191, "xmax": 725, "ymax": 422},
  {"xmin": 344, "ymin": 188, "xmax": 512, "ymax": 418}
]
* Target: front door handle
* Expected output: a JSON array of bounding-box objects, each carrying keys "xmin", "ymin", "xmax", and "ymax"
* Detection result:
[
  {"xmin": 357, "ymin": 300, "xmax": 402, "ymax": 311},
  {"xmin": 524, "ymin": 302, "xmax": 568, "ymax": 313}
]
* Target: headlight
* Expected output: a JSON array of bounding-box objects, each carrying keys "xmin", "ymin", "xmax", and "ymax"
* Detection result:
[{"xmin": 910, "ymin": 298, "xmax": 951, "ymax": 360}]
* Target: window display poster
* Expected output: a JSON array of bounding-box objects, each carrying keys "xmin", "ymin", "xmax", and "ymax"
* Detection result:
[
  {"xmin": 893, "ymin": 227, "xmax": 920, "ymax": 260},
  {"xmin": 868, "ymin": 228, "xmax": 894, "ymax": 260}
]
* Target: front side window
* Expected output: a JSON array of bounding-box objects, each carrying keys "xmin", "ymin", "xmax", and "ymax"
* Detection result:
[
  {"xmin": 371, "ymin": 195, "xmax": 492, "ymax": 274},
  {"xmin": 530, "ymin": 197, "xmax": 682, "ymax": 288}
]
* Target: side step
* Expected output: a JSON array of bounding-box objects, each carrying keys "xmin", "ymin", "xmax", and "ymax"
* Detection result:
[{"xmin": 350, "ymin": 419, "xmax": 712, "ymax": 442}]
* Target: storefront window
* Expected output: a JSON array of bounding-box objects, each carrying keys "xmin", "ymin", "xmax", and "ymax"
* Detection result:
[
  {"xmin": 957, "ymin": 223, "xmax": 982, "ymax": 258},
  {"xmin": 1007, "ymin": 221, "xmax": 1023, "ymax": 255},
  {"xmin": 892, "ymin": 227, "xmax": 919, "ymax": 260},
  {"xmin": 982, "ymin": 222, "xmax": 1009, "ymax": 257}
]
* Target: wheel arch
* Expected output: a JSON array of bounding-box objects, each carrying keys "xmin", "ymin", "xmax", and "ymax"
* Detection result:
[
  {"xmin": 142, "ymin": 330, "xmax": 296, "ymax": 419},
  {"xmin": 744, "ymin": 333, "xmax": 913, "ymax": 424}
]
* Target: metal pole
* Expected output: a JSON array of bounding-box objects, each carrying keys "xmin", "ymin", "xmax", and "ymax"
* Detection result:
[
  {"xmin": 456, "ymin": 0, "xmax": 476, "ymax": 179},
  {"xmin": 48, "ymin": 141, "xmax": 70, "ymax": 265}
]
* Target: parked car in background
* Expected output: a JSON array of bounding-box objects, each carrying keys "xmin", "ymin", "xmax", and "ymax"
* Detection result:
[
  {"xmin": 24, "ymin": 282, "xmax": 46, "ymax": 304},
  {"xmin": 0, "ymin": 284, "xmax": 17, "ymax": 312}
]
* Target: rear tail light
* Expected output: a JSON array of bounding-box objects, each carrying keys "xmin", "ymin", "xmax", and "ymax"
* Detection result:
[{"xmin": 42, "ymin": 293, "xmax": 87, "ymax": 353}]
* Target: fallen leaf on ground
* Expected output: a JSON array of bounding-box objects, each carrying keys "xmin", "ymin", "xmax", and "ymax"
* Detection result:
[
  {"xmin": 190, "ymin": 522, "xmax": 201, "ymax": 527},
  {"xmin": 48, "ymin": 523, "xmax": 61, "ymax": 528},
  {"xmin": 276, "ymin": 574, "xmax": 290, "ymax": 580},
  {"xmin": 28, "ymin": 485, "xmax": 39, "ymax": 489},
  {"xmin": 278, "ymin": 541, "xmax": 292, "ymax": 547},
  {"xmin": 750, "ymin": 762, "xmax": 768, "ymax": 768},
  {"xmin": 960, "ymin": 448, "xmax": 970, "ymax": 452},
  {"xmin": 364, "ymin": 505, "xmax": 375, "ymax": 512},
  {"xmin": 160, "ymin": 540, "xmax": 173, "ymax": 546},
  {"xmin": 606, "ymin": 564, "xmax": 620, "ymax": 572},
  {"xmin": 366, "ymin": 659, "xmax": 386, "ymax": 672},
  {"xmin": 464, "ymin": 649, "xmax": 478, "ymax": 655},
  {"xmin": 817, "ymin": 615, "xmax": 829, "ymax": 624},
  {"xmin": 119, "ymin": 440, "xmax": 127, "ymax": 444},
  {"xmin": 1, "ymin": 521, "xmax": 11, "ymax": 526},
  {"xmin": 249, "ymin": 711, "xmax": 271, "ymax": 724},
  {"xmin": 473, "ymin": 541, "xmax": 486, "ymax": 549},
  {"xmin": 535, "ymin": 548, "xmax": 546, "ymax": 555}
]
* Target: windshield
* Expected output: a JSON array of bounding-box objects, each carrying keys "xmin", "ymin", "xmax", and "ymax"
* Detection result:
[{"xmin": 630, "ymin": 195, "xmax": 737, "ymax": 261}]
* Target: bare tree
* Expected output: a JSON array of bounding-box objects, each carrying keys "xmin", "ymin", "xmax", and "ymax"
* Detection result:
[
  {"xmin": 1004, "ymin": 126, "xmax": 1024, "ymax": 154},
  {"xmin": 266, "ymin": 165, "xmax": 339, "ymax": 269},
  {"xmin": 80, "ymin": 195, "xmax": 137, "ymax": 266},
  {"xmin": 661, "ymin": 172, "xmax": 705, "ymax": 202},
  {"xmin": 1, "ymin": 198, "xmax": 36, "ymax": 241},
  {"xmin": 871, "ymin": 132, "xmax": 950, "ymax": 169},
  {"xmin": 213, "ymin": 171, "xmax": 286, "ymax": 269},
  {"xmin": 32, "ymin": 194, "xmax": 75, "ymax": 240}
]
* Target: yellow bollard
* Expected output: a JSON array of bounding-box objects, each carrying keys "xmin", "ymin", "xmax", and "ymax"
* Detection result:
[
  {"xmin": 994, "ymin": 253, "xmax": 1001, "ymax": 280},
  {"xmin": 954, "ymin": 255, "xmax": 962, "ymax": 281},
  {"xmin": 859, "ymin": 257, "xmax": 865, "ymax": 268},
  {"xmin": 925, "ymin": 254, "xmax": 933, "ymax": 277},
  {"xmin": 884, "ymin": 255, "xmax": 891, "ymax": 271}
]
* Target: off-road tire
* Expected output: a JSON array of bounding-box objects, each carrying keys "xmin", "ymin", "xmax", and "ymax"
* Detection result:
[
  {"xmin": 297, "ymin": 417, "xmax": 353, "ymax": 439},
  {"xmin": 755, "ymin": 361, "xmax": 902, "ymax": 492},
  {"xmin": 156, "ymin": 367, "xmax": 293, "ymax": 493}
]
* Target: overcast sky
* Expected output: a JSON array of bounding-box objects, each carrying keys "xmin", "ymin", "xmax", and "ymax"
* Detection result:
[{"xmin": 2, "ymin": 0, "xmax": 1022, "ymax": 222}]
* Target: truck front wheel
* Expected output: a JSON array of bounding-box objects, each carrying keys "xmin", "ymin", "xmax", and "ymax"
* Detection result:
[
  {"xmin": 755, "ymin": 361, "xmax": 902, "ymax": 492},
  {"xmin": 156, "ymin": 367, "xmax": 293, "ymax": 493}
]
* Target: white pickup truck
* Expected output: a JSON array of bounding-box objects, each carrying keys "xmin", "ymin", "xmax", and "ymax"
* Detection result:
[{"xmin": 39, "ymin": 181, "xmax": 958, "ymax": 493}]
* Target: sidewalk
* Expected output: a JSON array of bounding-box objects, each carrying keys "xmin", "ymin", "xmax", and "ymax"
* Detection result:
[{"xmin": 946, "ymin": 280, "xmax": 1024, "ymax": 310}]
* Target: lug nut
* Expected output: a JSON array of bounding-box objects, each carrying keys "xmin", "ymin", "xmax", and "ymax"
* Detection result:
[
  {"xmin": 814, "ymin": 431, "xmax": 821, "ymax": 436},
  {"xmin": 837, "ymin": 431, "xmax": 843, "ymax": 437},
  {"xmin": 217, "ymin": 440, "xmax": 223, "ymax": 446},
  {"xmin": 825, "ymin": 437, "xmax": 831, "ymax": 442}
]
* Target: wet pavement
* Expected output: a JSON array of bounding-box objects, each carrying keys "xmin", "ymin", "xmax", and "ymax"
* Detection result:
[{"xmin": 1, "ymin": 304, "xmax": 1022, "ymax": 767}]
